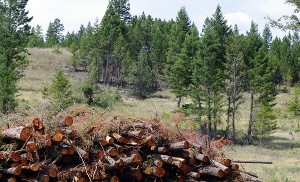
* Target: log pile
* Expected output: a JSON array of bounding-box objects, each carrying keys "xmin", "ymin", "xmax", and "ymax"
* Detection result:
[{"xmin": 0, "ymin": 116, "xmax": 263, "ymax": 182}]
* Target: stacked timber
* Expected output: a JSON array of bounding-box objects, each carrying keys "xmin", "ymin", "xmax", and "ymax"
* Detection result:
[{"xmin": 0, "ymin": 116, "xmax": 263, "ymax": 182}]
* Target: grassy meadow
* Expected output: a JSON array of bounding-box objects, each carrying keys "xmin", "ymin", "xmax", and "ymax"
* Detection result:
[{"xmin": 3, "ymin": 48, "xmax": 299, "ymax": 181}]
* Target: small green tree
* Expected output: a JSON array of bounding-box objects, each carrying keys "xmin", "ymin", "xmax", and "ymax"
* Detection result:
[
  {"xmin": 288, "ymin": 86, "xmax": 300, "ymax": 115},
  {"xmin": 253, "ymin": 103, "xmax": 277, "ymax": 145},
  {"xmin": 43, "ymin": 70, "xmax": 73, "ymax": 111}
]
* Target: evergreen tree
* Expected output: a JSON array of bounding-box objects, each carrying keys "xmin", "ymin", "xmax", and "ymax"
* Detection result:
[
  {"xmin": 166, "ymin": 7, "xmax": 192, "ymax": 105},
  {"xmin": 45, "ymin": 18, "xmax": 64, "ymax": 47},
  {"xmin": 262, "ymin": 24, "xmax": 272, "ymax": 49},
  {"xmin": 224, "ymin": 25, "xmax": 245, "ymax": 140},
  {"xmin": 42, "ymin": 70, "xmax": 73, "ymax": 111},
  {"xmin": 28, "ymin": 24, "xmax": 44, "ymax": 47},
  {"xmin": 129, "ymin": 46, "xmax": 158, "ymax": 99},
  {"xmin": 190, "ymin": 5, "xmax": 230, "ymax": 136},
  {"xmin": 248, "ymin": 43, "xmax": 277, "ymax": 143},
  {"xmin": 169, "ymin": 25, "xmax": 200, "ymax": 107},
  {"xmin": 288, "ymin": 86, "xmax": 300, "ymax": 116},
  {"xmin": 150, "ymin": 19, "xmax": 169, "ymax": 78},
  {"xmin": 269, "ymin": 37, "xmax": 283, "ymax": 85},
  {"xmin": 0, "ymin": 0, "xmax": 32, "ymax": 113}
]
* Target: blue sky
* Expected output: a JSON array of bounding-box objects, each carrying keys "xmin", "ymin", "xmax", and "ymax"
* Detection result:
[{"xmin": 26, "ymin": 0, "xmax": 295, "ymax": 37}]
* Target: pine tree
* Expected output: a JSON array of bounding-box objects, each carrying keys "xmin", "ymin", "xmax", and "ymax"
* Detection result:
[
  {"xmin": 45, "ymin": 18, "xmax": 64, "ymax": 47},
  {"xmin": 42, "ymin": 70, "xmax": 73, "ymax": 111},
  {"xmin": 129, "ymin": 46, "xmax": 158, "ymax": 99},
  {"xmin": 166, "ymin": 7, "xmax": 191, "ymax": 80},
  {"xmin": 190, "ymin": 5, "xmax": 230, "ymax": 136},
  {"xmin": 169, "ymin": 25, "xmax": 200, "ymax": 107},
  {"xmin": 224, "ymin": 25, "xmax": 245, "ymax": 140},
  {"xmin": 28, "ymin": 24, "xmax": 44, "ymax": 47},
  {"xmin": 0, "ymin": 0, "xmax": 32, "ymax": 113},
  {"xmin": 248, "ymin": 43, "xmax": 277, "ymax": 143}
]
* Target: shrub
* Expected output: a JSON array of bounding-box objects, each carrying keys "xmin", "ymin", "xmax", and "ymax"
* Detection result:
[{"xmin": 92, "ymin": 87, "xmax": 122, "ymax": 108}]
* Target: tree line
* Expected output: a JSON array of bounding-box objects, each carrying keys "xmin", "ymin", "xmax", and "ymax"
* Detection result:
[{"xmin": 2, "ymin": 0, "xmax": 300, "ymax": 143}]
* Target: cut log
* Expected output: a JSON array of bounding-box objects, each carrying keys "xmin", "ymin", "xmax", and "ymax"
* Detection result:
[
  {"xmin": 26, "ymin": 141, "xmax": 38, "ymax": 152},
  {"xmin": 155, "ymin": 154, "xmax": 173, "ymax": 164},
  {"xmin": 124, "ymin": 153, "xmax": 142, "ymax": 164},
  {"xmin": 172, "ymin": 160, "xmax": 183, "ymax": 168},
  {"xmin": 58, "ymin": 116, "xmax": 73, "ymax": 127},
  {"xmin": 113, "ymin": 143, "xmax": 124, "ymax": 153},
  {"xmin": 75, "ymin": 147, "xmax": 89, "ymax": 159},
  {"xmin": 212, "ymin": 160, "xmax": 230, "ymax": 174},
  {"xmin": 194, "ymin": 153, "xmax": 209, "ymax": 163},
  {"xmin": 48, "ymin": 166, "xmax": 59, "ymax": 178},
  {"xmin": 1, "ymin": 166, "xmax": 22, "ymax": 176},
  {"xmin": 105, "ymin": 135, "xmax": 114, "ymax": 144},
  {"xmin": 144, "ymin": 167, "xmax": 152, "ymax": 175},
  {"xmin": 110, "ymin": 176, "xmax": 119, "ymax": 182},
  {"xmin": 198, "ymin": 166, "xmax": 225, "ymax": 178},
  {"xmin": 221, "ymin": 158, "xmax": 231, "ymax": 167},
  {"xmin": 231, "ymin": 163, "xmax": 239, "ymax": 171},
  {"xmin": 182, "ymin": 163, "xmax": 193, "ymax": 174},
  {"xmin": 154, "ymin": 159, "xmax": 164, "ymax": 167},
  {"xmin": 94, "ymin": 135, "xmax": 108, "ymax": 146},
  {"xmin": 67, "ymin": 146, "xmax": 75, "ymax": 155},
  {"xmin": 40, "ymin": 175, "xmax": 50, "ymax": 182},
  {"xmin": 187, "ymin": 172, "xmax": 201, "ymax": 179},
  {"xmin": 157, "ymin": 146, "xmax": 167, "ymax": 153},
  {"xmin": 152, "ymin": 167, "xmax": 166, "ymax": 178},
  {"xmin": 52, "ymin": 132, "xmax": 63, "ymax": 142},
  {"xmin": 0, "ymin": 151, "xmax": 21, "ymax": 162},
  {"xmin": 61, "ymin": 148, "xmax": 68, "ymax": 155},
  {"xmin": 2, "ymin": 126, "xmax": 31, "ymax": 141},
  {"xmin": 21, "ymin": 164, "xmax": 40, "ymax": 171},
  {"xmin": 169, "ymin": 141, "xmax": 189, "ymax": 150},
  {"xmin": 86, "ymin": 125, "xmax": 97, "ymax": 134},
  {"xmin": 172, "ymin": 156, "xmax": 186, "ymax": 163},
  {"xmin": 124, "ymin": 130, "xmax": 145, "ymax": 139},
  {"xmin": 32, "ymin": 118, "xmax": 40, "ymax": 127},
  {"xmin": 105, "ymin": 147, "xmax": 118, "ymax": 157},
  {"xmin": 112, "ymin": 133, "xmax": 124, "ymax": 143},
  {"xmin": 161, "ymin": 132, "xmax": 168, "ymax": 140},
  {"xmin": 105, "ymin": 156, "xmax": 118, "ymax": 168},
  {"xmin": 8, "ymin": 177, "xmax": 17, "ymax": 182}
]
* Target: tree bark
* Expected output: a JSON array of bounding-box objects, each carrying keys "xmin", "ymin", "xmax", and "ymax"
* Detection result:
[{"xmin": 248, "ymin": 92, "xmax": 254, "ymax": 144}]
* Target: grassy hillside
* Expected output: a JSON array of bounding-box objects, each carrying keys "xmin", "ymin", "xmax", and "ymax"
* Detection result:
[{"xmin": 13, "ymin": 48, "xmax": 300, "ymax": 181}]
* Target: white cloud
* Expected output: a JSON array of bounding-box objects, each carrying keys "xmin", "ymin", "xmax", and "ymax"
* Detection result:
[{"xmin": 225, "ymin": 12, "xmax": 252, "ymax": 33}]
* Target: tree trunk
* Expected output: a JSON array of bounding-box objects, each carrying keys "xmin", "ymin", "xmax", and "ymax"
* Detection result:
[
  {"xmin": 247, "ymin": 92, "xmax": 254, "ymax": 144},
  {"xmin": 177, "ymin": 95, "xmax": 182, "ymax": 108},
  {"xmin": 232, "ymin": 97, "xmax": 236, "ymax": 141},
  {"xmin": 225, "ymin": 97, "xmax": 231, "ymax": 138}
]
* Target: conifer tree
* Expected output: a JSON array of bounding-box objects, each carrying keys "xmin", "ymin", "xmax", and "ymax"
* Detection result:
[
  {"xmin": 191, "ymin": 5, "xmax": 230, "ymax": 136},
  {"xmin": 45, "ymin": 18, "xmax": 64, "ymax": 47},
  {"xmin": 169, "ymin": 25, "xmax": 200, "ymax": 107},
  {"xmin": 42, "ymin": 70, "xmax": 73, "ymax": 111},
  {"xmin": 129, "ymin": 46, "xmax": 158, "ymax": 99},
  {"xmin": 28, "ymin": 24, "xmax": 44, "ymax": 47},
  {"xmin": 166, "ymin": 7, "xmax": 192, "ymax": 105},
  {"xmin": 224, "ymin": 25, "xmax": 245, "ymax": 140},
  {"xmin": 0, "ymin": 0, "xmax": 32, "ymax": 113}
]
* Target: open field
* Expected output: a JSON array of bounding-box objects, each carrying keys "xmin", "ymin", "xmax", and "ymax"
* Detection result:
[{"xmin": 9, "ymin": 48, "xmax": 300, "ymax": 181}]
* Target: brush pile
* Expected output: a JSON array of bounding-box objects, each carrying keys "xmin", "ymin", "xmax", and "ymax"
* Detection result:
[{"xmin": 0, "ymin": 115, "xmax": 263, "ymax": 182}]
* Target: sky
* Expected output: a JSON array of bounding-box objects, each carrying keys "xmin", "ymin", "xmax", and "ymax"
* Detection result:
[{"xmin": 26, "ymin": 0, "xmax": 295, "ymax": 38}]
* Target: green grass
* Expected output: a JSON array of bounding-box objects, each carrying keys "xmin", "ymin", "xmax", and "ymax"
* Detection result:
[{"xmin": 12, "ymin": 48, "xmax": 300, "ymax": 181}]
